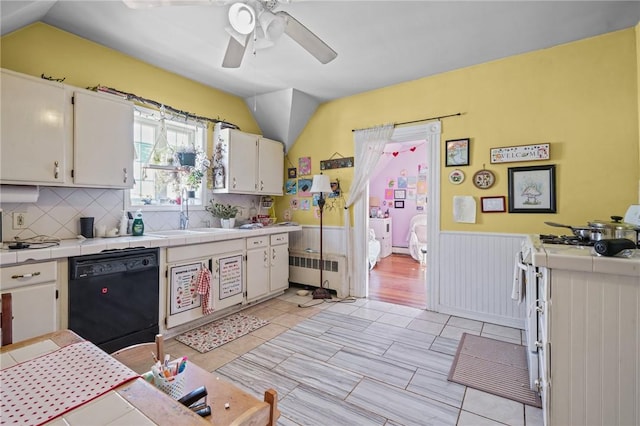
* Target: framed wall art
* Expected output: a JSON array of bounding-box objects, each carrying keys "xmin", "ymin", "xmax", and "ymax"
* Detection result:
[
  {"xmin": 445, "ymin": 138, "xmax": 470, "ymax": 167},
  {"xmin": 481, "ymin": 196, "xmax": 506, "ymax": 213},
  {"xmin": 394, "ymin": 189, "xmax": 406, "ymax": 199},
  {"xmin": 508, "ymin": 164, "xmax": 556, "ymax": 213},
  {"xmin": 394, "ymin": 200, "xmax": 404, "ymax": 208}
]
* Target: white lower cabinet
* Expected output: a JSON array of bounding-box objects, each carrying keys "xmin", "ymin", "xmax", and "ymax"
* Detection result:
[
  {"xmin": 165, "ymin": 240, "xmax": 244, "ymax": 328},
  {"xmin": 246, "ymin": 233, "xmax": 289, "ymax": 301},
  {"xmin": 269, "ymin": 234, "xmax": 289, "ymax": 292},
  {"xmin": 246, "ymin": 236, "xmax": 270, "ymax": 302},
  {"xmin": 0, "ymin": 261, "xmax": 58, "ymax": 346}
]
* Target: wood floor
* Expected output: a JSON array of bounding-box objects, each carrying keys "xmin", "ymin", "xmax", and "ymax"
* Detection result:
[{"xmin": 368, "ymin": 253, "xmax": 426, "ymax": 309}]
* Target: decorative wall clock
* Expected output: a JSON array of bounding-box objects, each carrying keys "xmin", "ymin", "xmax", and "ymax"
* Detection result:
[{"xmin": 473, "ymin": 169, "xmax": 495, "ymax": 189}]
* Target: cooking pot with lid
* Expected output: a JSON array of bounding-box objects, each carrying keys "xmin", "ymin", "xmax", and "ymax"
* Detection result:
[{"xmin": 588, "ymin": 216, "xmax": 639, "ymax": 243}]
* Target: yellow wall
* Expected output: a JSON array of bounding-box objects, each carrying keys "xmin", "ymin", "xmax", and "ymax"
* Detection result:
[
  {"xmin": 0, "ymin": 23, "xmax": 261, "ymax": 142},
  {"xmin": 284, "ymin": 28, "xmax": 639, "ymax": 233}
]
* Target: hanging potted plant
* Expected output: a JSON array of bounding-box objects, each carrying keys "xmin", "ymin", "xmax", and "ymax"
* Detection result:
[
  {"xmin": 184, "ymin": 169, "xmax": 204, "ymax": 198},
  {"xmin": 206, "ymin": 200, "xmax": 239, "ymax": 228},
  {"xmin": 175, "ymin": 144, "xmax": 197, "ymax": 167}
]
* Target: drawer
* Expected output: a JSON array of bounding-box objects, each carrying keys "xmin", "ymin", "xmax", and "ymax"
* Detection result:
[
  {"xmin": 247, "ymin": 236, "xmax": 268, "ymax": 249},
  {"xmin": 1, "ymin": 261, "xmax": 57, "ymax": 291},
  {"xmin": 167, "ymin": 239, "xmax": 244, "ymax": 263},
  {"xmin": 270, "ymin": 233, "xmax": 288, "ymax": 245}
]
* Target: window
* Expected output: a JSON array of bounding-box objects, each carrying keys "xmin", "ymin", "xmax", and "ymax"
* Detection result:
[{"xmin": 128, "ymin": 107, "xmax": 208, "ymax": 209}]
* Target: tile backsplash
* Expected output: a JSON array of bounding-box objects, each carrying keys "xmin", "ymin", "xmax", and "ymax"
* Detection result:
[{"xmin": 1, "ymin": 187, "xmax": 260, "ymax": 242}]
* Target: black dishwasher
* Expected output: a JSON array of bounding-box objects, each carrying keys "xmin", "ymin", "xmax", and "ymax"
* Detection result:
[{"xmin": 68, "ymin": 247, "xmax": 159, "ymax": 353}]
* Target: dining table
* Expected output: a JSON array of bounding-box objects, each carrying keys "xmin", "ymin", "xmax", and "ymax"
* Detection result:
[{"xmin": 0, "ymin": 330, "xmax": 278, "ymax": 426}]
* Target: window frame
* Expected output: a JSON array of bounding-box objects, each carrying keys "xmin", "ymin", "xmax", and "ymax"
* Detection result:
[{"xmin": 126, "ymin": 106, "xmax": 209, "ymax": 212}]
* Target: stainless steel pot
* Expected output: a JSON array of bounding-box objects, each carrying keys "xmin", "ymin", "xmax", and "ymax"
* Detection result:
[
  {"xmin": 588, "ymin": 216, "xmax": 639, "ymax": 242},
  {"xmin": 544, "ymin": 222, "xmax": 595, "ymax": 240}
]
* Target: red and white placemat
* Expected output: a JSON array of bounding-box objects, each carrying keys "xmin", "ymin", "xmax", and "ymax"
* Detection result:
[{"xmin": 1, "ymin": 341, "xmax": 139, "ymax": 426}]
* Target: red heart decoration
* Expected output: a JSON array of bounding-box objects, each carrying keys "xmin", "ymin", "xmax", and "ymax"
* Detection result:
[
  {"xmin": 410, "ymin": 147, "xmax": 416, "ymax": 152},
  {"xmin": 392, "ymin": 152, "xmax": 399, "ymax": 157}
]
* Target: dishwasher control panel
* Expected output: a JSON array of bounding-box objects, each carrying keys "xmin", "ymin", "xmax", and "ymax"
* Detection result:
[{"xmin": 69, "ymin": 249, "xmax": 159, "ymax": 279}]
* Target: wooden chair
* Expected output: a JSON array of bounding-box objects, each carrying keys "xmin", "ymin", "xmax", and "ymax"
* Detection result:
[{"xmin": 111, "ymin": 334, "xmax": 163, "ymax": 374}]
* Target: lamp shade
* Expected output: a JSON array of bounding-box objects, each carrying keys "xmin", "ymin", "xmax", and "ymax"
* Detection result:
[{"xmin": 310, "ymin": 174, "xmax": 332, "ymax": 194}]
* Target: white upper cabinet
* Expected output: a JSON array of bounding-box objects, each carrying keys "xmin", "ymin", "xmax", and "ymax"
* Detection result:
[
  {"xmin": 1, "ymin": 69, "xmax": 67, "ymax": 184},
  {"xmin": 73, "ymin": 90, "xmax": 134, "ymax": 188},
  {"xmin": 258, "ymin": 137, "xmax": 284, "ymax": 195},
  {"xmin": 213, "ymin": 127, "xmax": 284, "ymax": 196},
  {"xmin": 0, "ymin": 68, "xmax": 134, "ymax": 189}
]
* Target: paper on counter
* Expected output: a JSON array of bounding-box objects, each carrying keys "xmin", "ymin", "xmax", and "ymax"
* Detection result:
[{"xmin": 453, "ymin": 196, "xmax": 476, "ymax": 223}]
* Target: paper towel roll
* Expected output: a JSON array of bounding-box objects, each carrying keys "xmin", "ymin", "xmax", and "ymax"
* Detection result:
[{"xmin": 0, "ymin": 185, "xmax": 40, "ymax": 203}]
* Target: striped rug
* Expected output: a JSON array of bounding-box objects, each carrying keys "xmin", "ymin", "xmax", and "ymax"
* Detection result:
[{"xmin": 448, "ymin": 333, "xmax": 542, "ymax": 408}]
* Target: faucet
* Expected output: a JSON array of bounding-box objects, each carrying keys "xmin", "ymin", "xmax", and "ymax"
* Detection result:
[{"xmin": 179, "ymin": 188, "xmax": 189, "ymax": 230}]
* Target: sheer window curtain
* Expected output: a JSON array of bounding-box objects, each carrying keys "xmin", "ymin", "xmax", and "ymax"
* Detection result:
[{"xmin": 343, "ymin": 124, "xmax": 394, "ymax": 297}]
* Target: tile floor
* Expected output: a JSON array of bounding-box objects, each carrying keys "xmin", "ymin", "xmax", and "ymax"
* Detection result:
[{"xmin": 164, "ymin": 288, "xmax": 543, "ymax": 426}]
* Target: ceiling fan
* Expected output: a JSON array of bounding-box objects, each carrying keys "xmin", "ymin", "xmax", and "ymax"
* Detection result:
[{"xmin": 122, "ymin": 0, "xmax": 337, "ymax": 68}]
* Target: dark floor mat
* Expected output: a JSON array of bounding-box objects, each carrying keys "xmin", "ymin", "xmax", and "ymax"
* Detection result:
[{"xmin": 448, "ymin": 333, "xmax": 542, "ymax": 408}]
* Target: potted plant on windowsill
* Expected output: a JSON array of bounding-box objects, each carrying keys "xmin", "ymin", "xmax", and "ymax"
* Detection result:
[{"xmin": 206, "ymin": 200, "xmax": 239, "ymax": 228}]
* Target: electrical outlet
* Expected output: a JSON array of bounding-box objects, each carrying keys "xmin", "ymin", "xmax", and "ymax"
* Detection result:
[{"xmin": 12, "ymin": 212, "xmax": 27, "ymax": 229}]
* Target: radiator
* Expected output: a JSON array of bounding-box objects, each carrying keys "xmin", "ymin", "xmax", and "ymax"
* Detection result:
[{"xmin": 288, "ymin": 250, "xmax": 346, "ymax": 298}]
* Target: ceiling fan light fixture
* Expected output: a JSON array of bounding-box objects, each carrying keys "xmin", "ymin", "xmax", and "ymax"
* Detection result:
[
  {"xmin": 228, "ymin": 2, "xmax": 256, "ymax": 35},
  {"xmin": 258, "ymin": 10, "xmax": 285, "ymax": 41}
]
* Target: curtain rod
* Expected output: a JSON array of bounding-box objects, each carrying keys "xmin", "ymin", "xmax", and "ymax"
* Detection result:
[
  {"xmin": 351, "ymin": 112, "xmax": 461, "ymax": 132},
  {"xmin": 88, "ymin": 85, "xmax": 239, "ymax": 130}
]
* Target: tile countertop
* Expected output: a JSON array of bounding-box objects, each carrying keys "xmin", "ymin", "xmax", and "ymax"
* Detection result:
[
  {"xmin": 0, "ymin": 224, "xmax": 302, "ymax": 266},
  {"xmin": 528, "ymin": 235, "xmax": 640, "ymax": 277}
]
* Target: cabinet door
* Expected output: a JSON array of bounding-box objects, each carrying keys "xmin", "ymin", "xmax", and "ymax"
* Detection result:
[
  {"xmin": 258, "ymin": 137, "xmax": 284, "ymax": 195},
  {"xmin": 213, "ymin": 252, "xmax": 245, "ymax": 310},
  {"xmin": 73, "ymin": 90, "xmax": 134, "ymax": 188},
  {"xmin": 270, "ymin": 243, "xmax": 289, "ymax": 292},
  {"xmin": 0, "ymin": 69, "xmax": 66, "ymax": 184},
  {"xmin": 1, "ymin": 283, "xmax": 56, "ymax": 345},
  {"xmin": 224, "ymin": 129, "xmax": 258, "ymax": 194},
  {"xmin": 246, "ymin": 247, "xmax": 269, "ymax": 301}
]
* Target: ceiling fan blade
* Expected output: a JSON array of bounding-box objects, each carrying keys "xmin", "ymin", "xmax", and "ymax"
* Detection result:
[
  {"xmin": 222, "ymin": 34, "xmax": 249, "ymax": 68},
  {"xmin": 276, "ymin": 11, "xmax": 337, "ymax": 64}
]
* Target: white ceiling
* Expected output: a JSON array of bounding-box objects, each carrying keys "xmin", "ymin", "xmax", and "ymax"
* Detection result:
[{"xmin": 2, "ymin": 1, "xmax": 640, "ymax": 103}]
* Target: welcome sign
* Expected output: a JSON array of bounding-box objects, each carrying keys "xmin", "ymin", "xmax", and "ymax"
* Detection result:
[{"xmin": 490, "ymin": 143, "xmax": 550, "ymax": 164}]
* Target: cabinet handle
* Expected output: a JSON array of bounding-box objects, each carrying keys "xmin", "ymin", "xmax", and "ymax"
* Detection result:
[
  {"xmin": 54, "ymin": 161, "xmax": 59, "ymax": 179},
  {"xmin": 260, "ymin": 180, "xmax": 264, "ymax": 191},
  {"xmin": 123, "ymin": 168, "xmax": 128, "ymax": 183},
  {"xmin": 232, "ymin": 177, "xmax": 236, "ymax": 189},
  {"xmin": 11, "ymin": 272, "xmax": 41, "ymax": 279}
]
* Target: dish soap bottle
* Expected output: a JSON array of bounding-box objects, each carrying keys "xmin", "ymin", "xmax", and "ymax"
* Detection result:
[{"xmin": 132, "ymin": 210, "xmax": 144, "ymax": 236}]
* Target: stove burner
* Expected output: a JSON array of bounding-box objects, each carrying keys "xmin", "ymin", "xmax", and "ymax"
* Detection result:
[{"xmin": 539, "ymin": 234, "xmax": 595, "ymax": 246}]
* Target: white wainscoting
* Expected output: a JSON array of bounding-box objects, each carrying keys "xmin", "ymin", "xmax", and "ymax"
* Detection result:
[
  {"xmin": 436, "ymin": 232, "xmax": 526, "ymax": 329},
  {"xmin": 290, "ymin": 226, "xmax": 527, "ymax": 329}
]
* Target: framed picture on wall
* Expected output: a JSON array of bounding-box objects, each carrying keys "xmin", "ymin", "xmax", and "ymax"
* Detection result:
[
  {"xmin": 508, "ymin": 164, "xmax": 556, "ymax": 213},
  {"xmin": 394, "ymin": 200, "xmax": 404, "ymax": 208},
  {"xmin": 481, "ymin": 196, "xmax": 506, "ymax": 213},
  {"xmin": 394, "ymin": 189, "xmax": 406, "ymax": 199},
  {"xmin": 445, "ymin": 138, "xmax": 470, "ymax": 167}
]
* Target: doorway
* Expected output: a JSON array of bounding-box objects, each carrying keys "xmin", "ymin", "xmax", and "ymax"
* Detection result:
[
  {"xmin": 351, "ymin": 121, "xmax": 441, "ymax": 312},
  {"xmin": 367, "ymin": 139, "xmax": 428, "ymax": 308}
]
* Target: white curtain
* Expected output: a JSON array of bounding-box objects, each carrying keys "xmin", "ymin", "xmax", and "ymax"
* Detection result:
[{"xmin": 343, "ymin": 124, "xmax": 394, "ymax": 297}]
